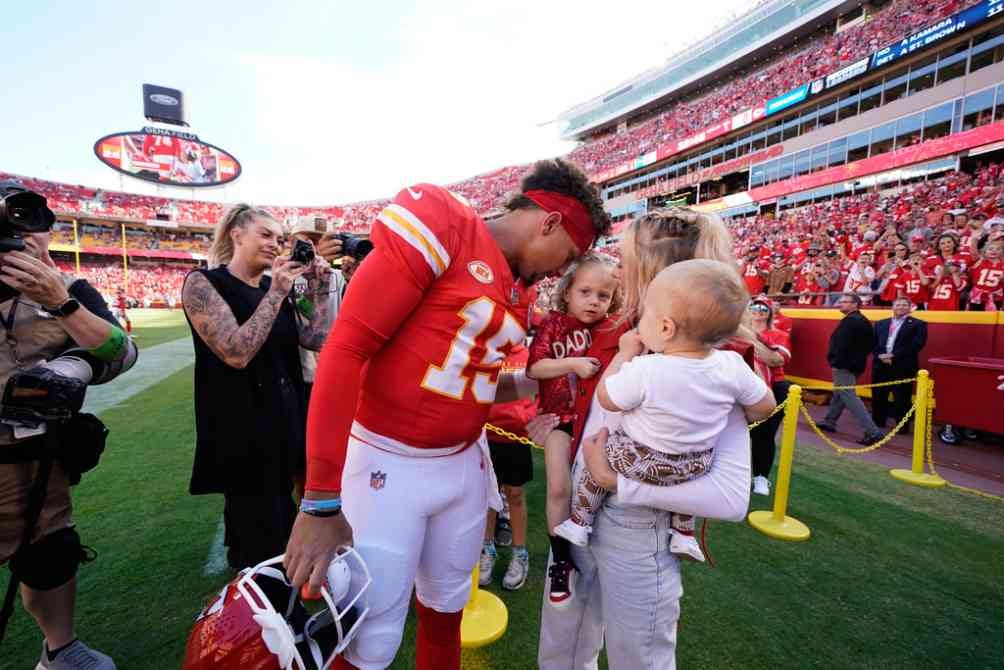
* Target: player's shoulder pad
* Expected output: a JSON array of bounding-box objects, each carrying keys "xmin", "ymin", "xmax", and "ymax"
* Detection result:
[{"xmin": 376, "ymin": 184, "xmax": 467, "ymax": 279}]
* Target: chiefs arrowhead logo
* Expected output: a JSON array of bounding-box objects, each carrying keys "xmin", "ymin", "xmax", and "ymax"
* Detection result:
[{"xmin": 468, "ymin": 260, "xmax": 494, "ymax": 284}]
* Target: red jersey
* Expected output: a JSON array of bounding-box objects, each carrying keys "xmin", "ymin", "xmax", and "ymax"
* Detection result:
[
  {"xmin": 928, "ymin": 274, "xmax": 966, "ymax": 311},
  {"xmin": 757, "ymin": 328, "xmax": 791, "ymax": 385},
  {"xmin": 969, "ymin": 258, "xmax": 1004, "ymax": 308},
  {"xmin": 923, "ymin": 252, "xmax": 971, "ymax": 275},
  {"xmin": 351, "ymin": 185, "xmax": 525, "ymax": 450},
  {"xmin": 894, "ymin": 270, "xmax": 929, "ymax": 306},
  {"xmin": 485, "ymin": 347, "xmax": 536, "ymax": 443},
  {"xmin": 529, "ymin": 311, "xmax": 596, "ymax": 422},
  {"xmin": 795, "ymin": 275, "xmax": 823, "ymax": 305},
  {"xmin": 880, "ymin": 263, "xmax": 905, "ymax": 302},
  {"xmin": 741, "ymin": 258, "xmax": 769, "ymax": 295}
]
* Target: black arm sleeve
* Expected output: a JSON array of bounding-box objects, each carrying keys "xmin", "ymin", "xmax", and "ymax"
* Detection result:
[{"xmin": 68, "ymin": 279, "xmax": 122, "ymax": 330}]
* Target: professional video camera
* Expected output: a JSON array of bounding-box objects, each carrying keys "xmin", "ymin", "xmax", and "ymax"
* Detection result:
[
  {"xmin": 336, "ymin": 233, "xmax": 373, "ymax": 261},
  {"xmin": 0, "ymin": 181, "xmax": 56, "ymax": 303}
]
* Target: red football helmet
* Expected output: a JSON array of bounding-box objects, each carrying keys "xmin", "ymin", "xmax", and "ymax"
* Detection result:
[{"xmin": 182, "ymin": 551, "xmax": 371, "ymax": 670}]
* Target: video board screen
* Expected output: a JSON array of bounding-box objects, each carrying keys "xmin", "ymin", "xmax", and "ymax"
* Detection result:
[{"xmin": 94, "ymin": 128, "xmax": 241, "ymax": 187}]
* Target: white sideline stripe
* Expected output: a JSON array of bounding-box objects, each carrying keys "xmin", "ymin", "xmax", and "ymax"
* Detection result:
[
  {"xmin": 82, "ymin": 337, "xmax": 194, "ymax": 415},
  {"xmin": 202, "ymin": 519, "xmax": 228, "ymax": 576}
]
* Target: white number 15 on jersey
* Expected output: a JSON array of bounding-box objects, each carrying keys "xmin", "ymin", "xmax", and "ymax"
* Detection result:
[{"xmin": 421, "ymin": 297, "xmax": 526, "ymax": 403}]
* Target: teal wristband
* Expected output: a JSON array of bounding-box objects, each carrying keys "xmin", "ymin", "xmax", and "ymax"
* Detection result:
[
  {"xmin": 89, "ymin": 326, "xmax": 127, "ymax": 362},
  {"xmin": 300, "ymin": 497, "xmax": 342, "ymax": 513}
]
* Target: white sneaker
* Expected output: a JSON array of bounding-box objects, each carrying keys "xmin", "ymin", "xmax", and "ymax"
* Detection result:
[
  {"xmin": 478, "ymin": 548, "xmax": 496, "ymax": 587},
  {"xmin": 36, "ymin": 640, "xmax": 116, "ymax": 670},
  {"xmin": 553, "ymin": 519, "xmax": 591, "ymax": 547},
  {"xmin": 752, "ymin": 475, "xmax": 771, "ymax": 496},
  {"xmin": 669, "ymin": 532, "xmax": 706, "ymax": 563},
  {"xmin": 502, "ymin": 552, "xmax": 529, "ymax": 591}
]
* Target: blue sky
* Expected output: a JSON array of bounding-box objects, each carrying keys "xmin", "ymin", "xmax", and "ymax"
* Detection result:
[{"xmin": 2, "ymin": 0, "xmax": 747, "ymax": 205}]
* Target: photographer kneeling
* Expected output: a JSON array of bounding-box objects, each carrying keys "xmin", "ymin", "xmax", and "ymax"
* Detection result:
[{"xmin": 0, "ymin": 182, "xmax": 137, "ymax": 669}]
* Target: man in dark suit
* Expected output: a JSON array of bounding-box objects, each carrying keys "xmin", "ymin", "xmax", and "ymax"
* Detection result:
[
  {"xmin": 872, "ymin": 297, "xmax": 928, "ymax": 427},
  {"xmin": 818, "ymin": 293, "xmax": 884, "ymax": 445}
]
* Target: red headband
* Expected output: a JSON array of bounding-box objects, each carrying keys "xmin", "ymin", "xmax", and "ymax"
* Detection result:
[{"xmin": 523, "ymin": 189, "xmax": 595, "ymax": 253}]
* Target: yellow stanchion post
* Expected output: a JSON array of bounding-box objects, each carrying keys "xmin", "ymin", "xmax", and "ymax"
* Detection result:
[
  {"xmin": 748, "ymin": 385, "xmax": 811, "ymax": 541},
  {"xmin": 459, "ymin": 564, "xmax": 508, "ymax": 648},
  {"xmin": 890, "ymin": 370, "xmax": 945, "ymax": 488}
]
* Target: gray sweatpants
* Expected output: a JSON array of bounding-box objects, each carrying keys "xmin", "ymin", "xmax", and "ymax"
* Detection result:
[
  {"xmin": 823, "ymin": 367, "xmax": 882, "ymax": 438},
  {"xmin": 538, "ymin": 480, "xmax": 682, "ymax": 670}
]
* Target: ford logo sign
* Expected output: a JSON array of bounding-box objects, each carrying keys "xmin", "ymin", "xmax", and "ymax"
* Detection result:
[{"xmin": 150, "ymin": 94, "xmax": 179, "ymax": 106}]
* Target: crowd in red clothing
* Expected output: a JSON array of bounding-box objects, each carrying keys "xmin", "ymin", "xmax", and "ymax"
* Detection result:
[
  {"xmin": 566, "ymin": 0, "xmax": 975, "ymax": 176},
  {"xmin": 734, "ymin": 162, "xmax": 1004, "ymax": 310},
  {"xmin": 54, "ymin": 260, "xmax": 189, "ymax": 307}
]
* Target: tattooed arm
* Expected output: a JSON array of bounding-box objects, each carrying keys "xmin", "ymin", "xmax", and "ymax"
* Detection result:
[
  {"xmin": 184, "ymin": 259, "xmax": 305, "ymax": 369},
  {"xmin": 297, "ymin": 257, "xmax": 334, "ymax": 352}
]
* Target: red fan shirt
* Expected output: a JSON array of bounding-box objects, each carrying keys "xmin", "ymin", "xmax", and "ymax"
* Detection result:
[
  {"xmin": 741, "ymin": 258, "xmax": 770, "ymax": 295},
  {"xmin": 894, "ymin": 270, "xmax": 929, "ymax": 306},
  {"xmin": 529, "ymin": 311, "xmax": 599, "ymax": 422}
]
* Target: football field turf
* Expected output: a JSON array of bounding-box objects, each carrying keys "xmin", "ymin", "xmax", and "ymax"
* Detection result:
[{"xmin": 2, "ymin": 310, "xmax": 1002, "ymax": 669}]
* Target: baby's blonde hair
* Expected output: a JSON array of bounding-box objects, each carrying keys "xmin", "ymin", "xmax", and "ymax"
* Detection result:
[
  {"xmin": 551, "ymin": 253, "xmax": 622, "ymax": 315},
  {"xmin": 618, "ymin": 207, "xmax": 735, "ymax": 325},
  {"xmin": 650, "ymin": 259, "xmax": 750, "ymax": 346}
]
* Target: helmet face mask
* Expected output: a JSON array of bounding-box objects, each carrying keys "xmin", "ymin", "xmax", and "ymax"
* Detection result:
[{"xmin": 184, "ymin": 550, "xmax": 372, "ymax": 670}]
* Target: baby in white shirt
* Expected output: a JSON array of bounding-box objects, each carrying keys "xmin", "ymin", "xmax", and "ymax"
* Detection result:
[{"xmin": 554, "ymin": 259, "xmax": 776, "ymax": 561}]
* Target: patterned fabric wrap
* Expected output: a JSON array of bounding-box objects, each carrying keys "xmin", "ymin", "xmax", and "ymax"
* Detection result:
[{"xmin": 570, "ymin": 428, "xmax": 713, "ymax": 530}]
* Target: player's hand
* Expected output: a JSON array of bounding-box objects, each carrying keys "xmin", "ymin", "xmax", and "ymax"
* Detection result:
[
  {"xmin": 618, "ymin": 329, "xmax": 645, "ymax": 358},
  {"xmin": 997, "ymin": 374, "xmax": 1004, "ymax": 391},
  {"xmin": 315, "ymin": 232, "xmax": 344, "ymax": 262},
  {"xmin": 582, "ymin": 428, "xmax": 617, "ymax": 491},
  {"xmin": 569, "ymin": 357, "xmax": 602, "ymax": 379},
  {"xmin": 527, "ymin": 413, "xmax": 559, "ymax": 446},
  {"xmin": 284, "ymin": 510, "xmax": 354, "ymax": 596},
  {"xmin": 878, "ymin": 353, "xmax": 893, "ymax": 363},
  {"xmin": 269, "ymin": 255, "xmax": 309, "ymax": 295}
]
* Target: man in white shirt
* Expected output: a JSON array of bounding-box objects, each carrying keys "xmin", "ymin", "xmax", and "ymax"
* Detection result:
[{"xmin": 871, "ymin": 297, "xmax": 927, "ymax": 428}]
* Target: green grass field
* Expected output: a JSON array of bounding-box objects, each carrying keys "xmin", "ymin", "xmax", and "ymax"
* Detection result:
[{"xmin": 3, "ymin": 311, "xmax": 1002, "ymax": 669}]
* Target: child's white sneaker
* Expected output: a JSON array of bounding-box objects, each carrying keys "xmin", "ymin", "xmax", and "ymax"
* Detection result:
[
  {"xmin": 670, "ymin": 532, "xmax": 706, "ymax": 563},
  {"xmin": 752, "ymin": 475, "xmax": 771, "ymax": 496},
  {"xmin": 553, "ymin": 519, "xmax": 591, "ymax": 547}
]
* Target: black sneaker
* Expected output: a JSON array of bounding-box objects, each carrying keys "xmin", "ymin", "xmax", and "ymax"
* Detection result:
[
  {"xmin": 857, "ymin": 434, "xmax": 882, "ymax": 446},
  {"xmin": 817, "ymin": 422, "xmax": 837, "ymax": 433},
  {"xmin": 495, "ymin": 516, "xmax": 513, "ymax": 547},
  {"xmin": 547, "ymin": 560, "xmax": 576, "ymax": 610}
]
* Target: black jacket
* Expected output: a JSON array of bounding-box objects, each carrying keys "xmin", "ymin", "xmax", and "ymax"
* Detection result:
[
  {"xmin": 827, "ymin": 310, "xmax": 875, "ymax": 375},
  {"xmin": 873, "ymin": 316, "xmax": 927, "ymax": 371}
]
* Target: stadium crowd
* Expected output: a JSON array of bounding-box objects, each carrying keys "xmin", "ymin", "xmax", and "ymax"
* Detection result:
[
  {"xmin": 567, "ymin": 0, "xmax": 977, "ymax": 175},
  {"xmin": 734, "ymin": 162, "xmax": 1004, "ymax": 309}
]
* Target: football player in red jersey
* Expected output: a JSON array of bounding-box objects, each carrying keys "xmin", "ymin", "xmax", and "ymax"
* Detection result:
[
  {"xmin": 284, "ymin": 160, "xmax": 609, "ymax": 670},
  {"xmin": 968, "ymin": 239, "xmax": 1004, "ymax": 310}
]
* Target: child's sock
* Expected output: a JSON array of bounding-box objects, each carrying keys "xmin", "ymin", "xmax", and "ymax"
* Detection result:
[
  {"xmin": 483, "ymin": 540, "xmax": 496, "ymax": 557},
  {"xmin": 549, "ymin": 534, "xmax": 572, "ymax": 564},
  {"xmin": 513, "ymin": 545, "xmax": 529, "ymax": 561}
]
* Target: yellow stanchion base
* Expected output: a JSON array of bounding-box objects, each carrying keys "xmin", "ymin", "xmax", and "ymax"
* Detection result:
[
  {"xmin": 890, "ymin": 468, "xmax": 946, "ymax": 488},
  {"xmin": 460, "ymin": 588, "xmax": 508, "ymax": 649},
  {"xmin": 748, "ymin": 510, "xmax": 811, "ymax": 541}
]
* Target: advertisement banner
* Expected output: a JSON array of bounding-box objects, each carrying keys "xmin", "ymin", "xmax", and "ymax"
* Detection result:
[
  {"xmin": 765, "ymin": 84, "xmax": 809, "ymax": 116},
  {"xmin": 871, "ymin": 0, "xmax": 1003, "ymax": 69},
  {"xmin": 825, "ymin": 57, "xmax": 870, "ymax": 89},
  {"xmin": 749, "ymin": 120, "xmax": 1004, "ymax": 202},
  {"xmin": 94, "ymin": 127, "xmax": 241, "ymax": 187}
]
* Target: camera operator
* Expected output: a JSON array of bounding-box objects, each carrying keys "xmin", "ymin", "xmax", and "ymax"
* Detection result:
[
  {"xmin": 182, "ymin": 204, "xmax": 333, "ymax": 571},
  {"xmin": 0, "ymin": 182, "xmax": 137, "ymax": 669}
]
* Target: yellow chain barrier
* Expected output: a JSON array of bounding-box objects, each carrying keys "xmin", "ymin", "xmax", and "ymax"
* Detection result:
[
  {"xmin": 920, "ymin": 382, "xmax": 1004, "ymax": 504},
  {"xmin": 799, "ymin": 401, "xmax": 916, "ymax": 455},
  {"xmin": 796, "ymin": 377, "xmax": 918, "ymax": 392},
  {"xmin": 748, "ymin": 397, "xmax": 789, "ymax": 430}
]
